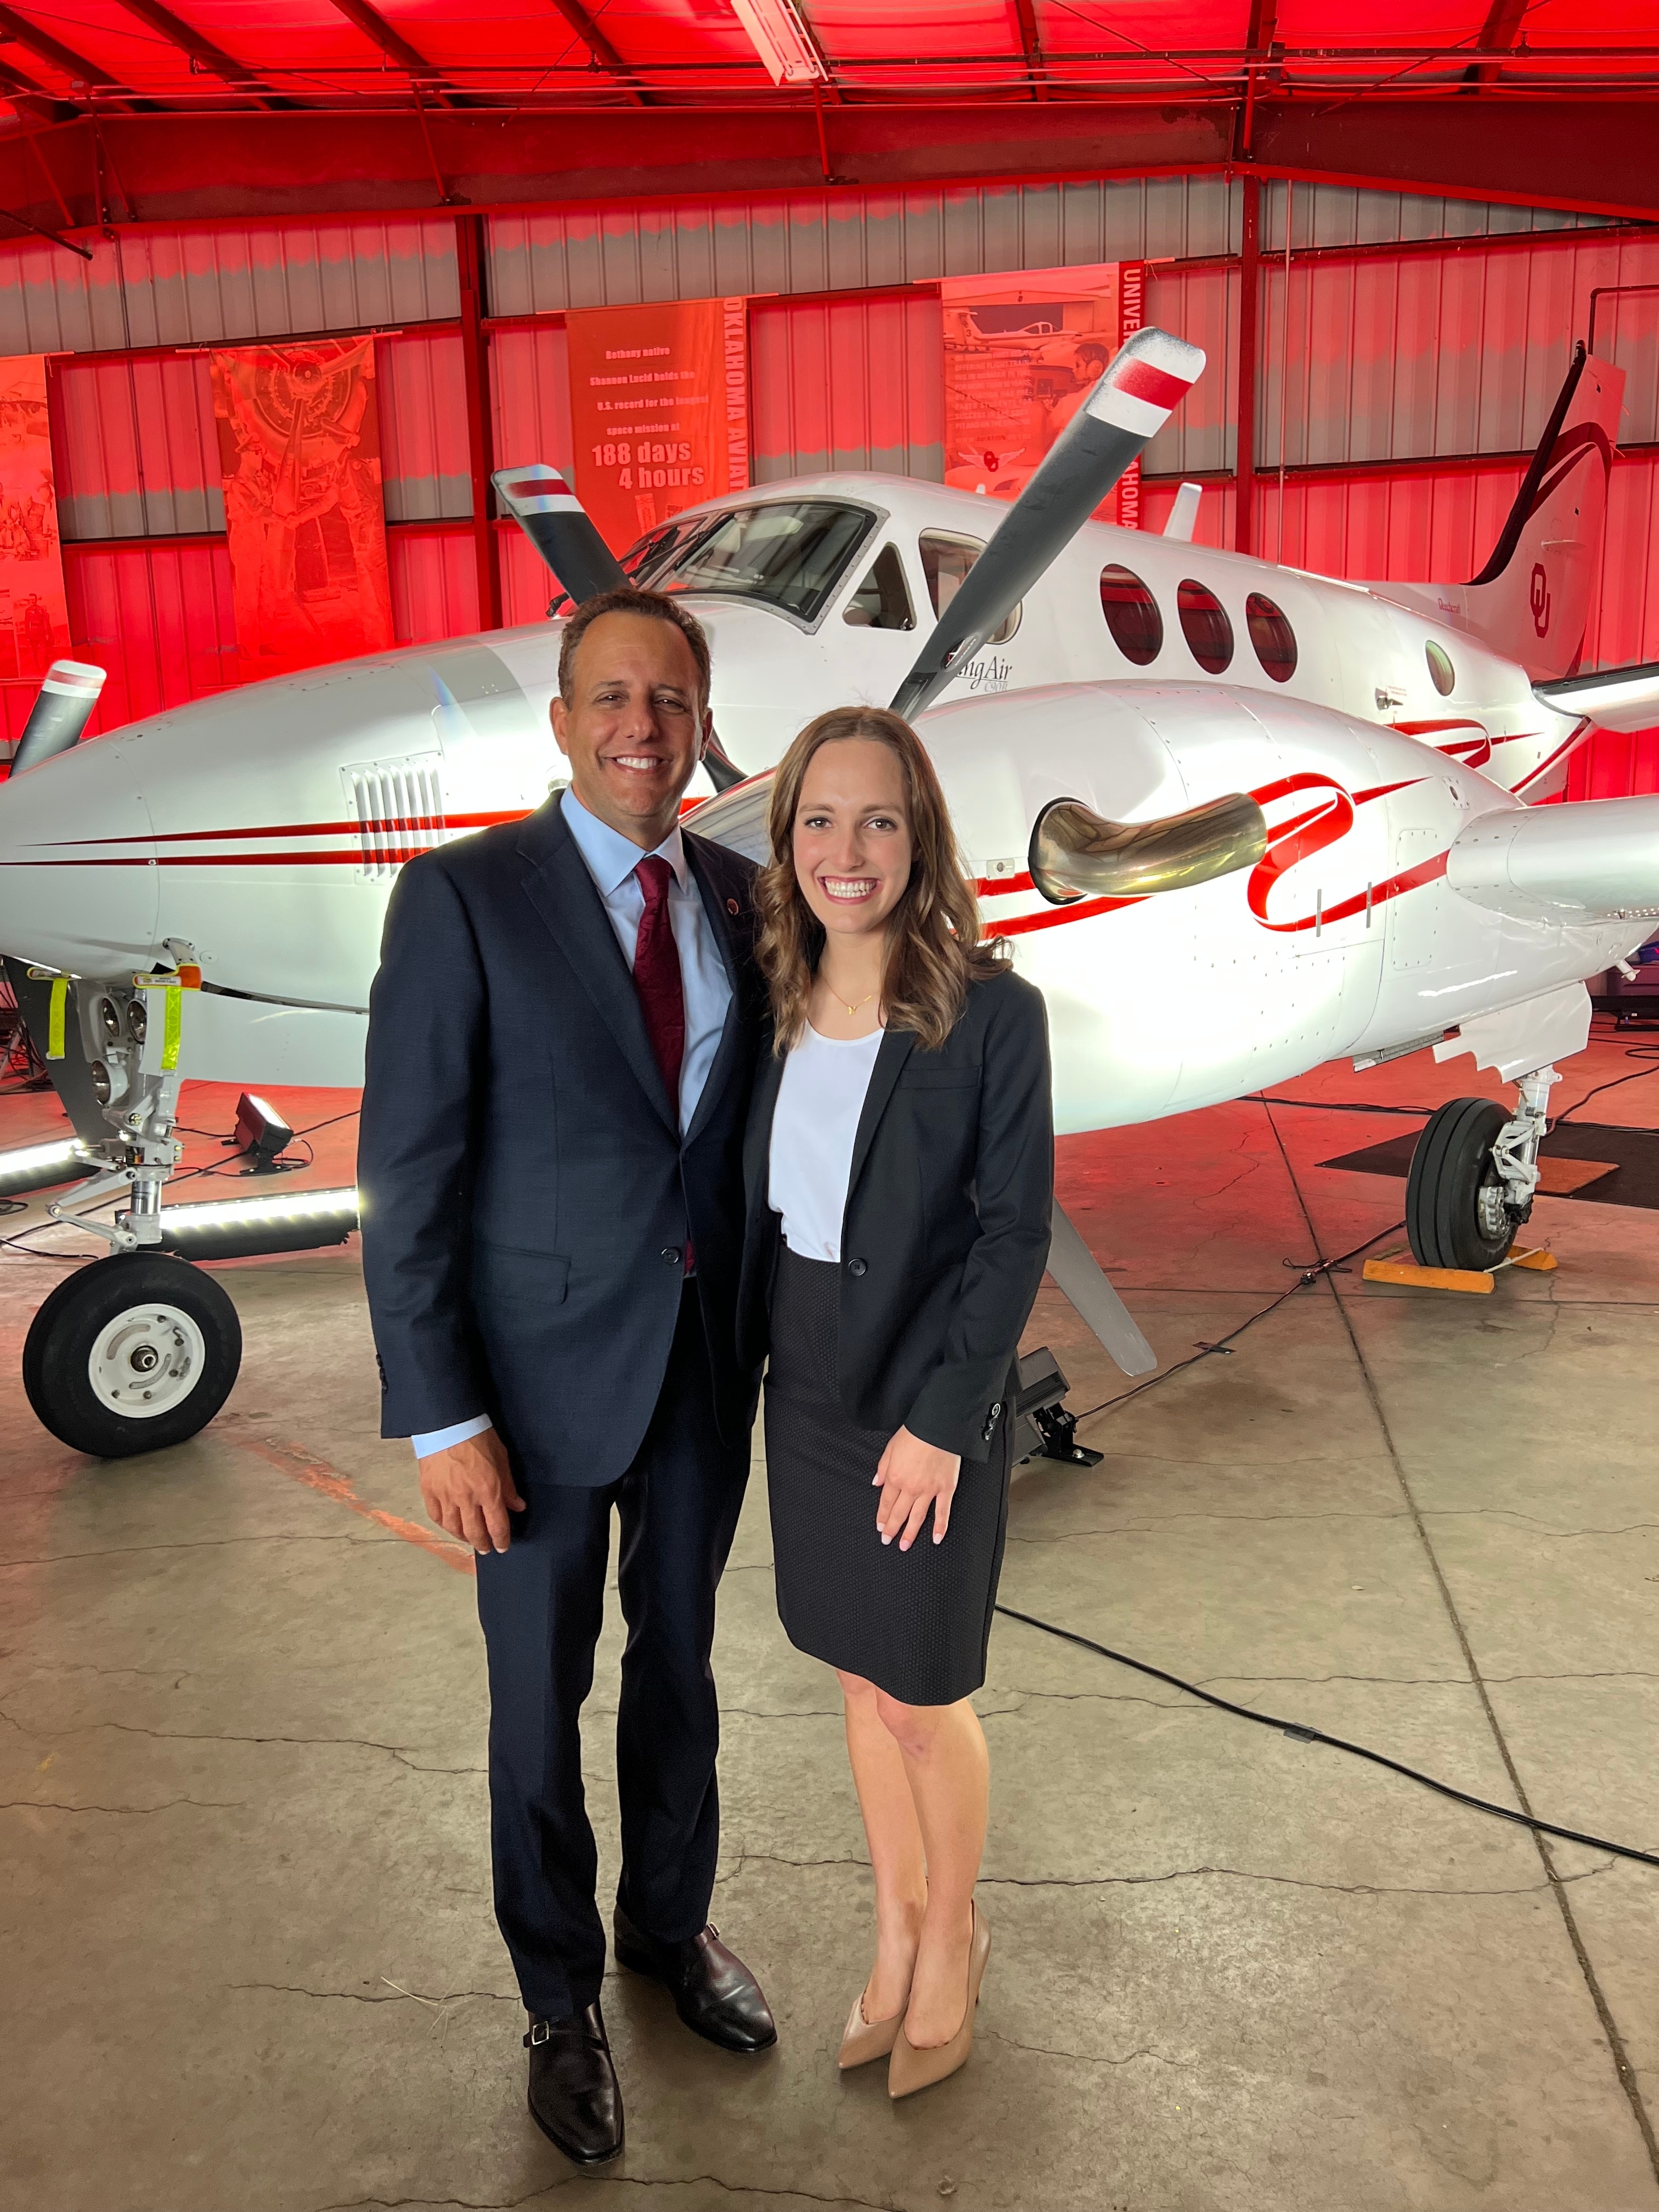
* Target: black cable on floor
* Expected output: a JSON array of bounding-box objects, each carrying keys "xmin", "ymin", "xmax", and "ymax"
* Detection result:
[
  {"xmin": 1246, "ymin": 1096, "xmax": 1436, "ymax": 1117},
  {"xmin": 1551, "ymin": 1047, "xmax": 1659, "ymax": 1128},
  {"xmin": 991, "ymin": 1602, "xmax": 1659, "ymax": 1872},
  {"xmin": 1068, "ymin": 1220, "xmax": 1405, "ymax": 1427}
]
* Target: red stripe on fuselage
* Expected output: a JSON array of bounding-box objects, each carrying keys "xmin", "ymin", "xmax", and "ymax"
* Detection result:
[{"xmin": 45, "ymin": 806, "xmax": 530, "ymax": 850}]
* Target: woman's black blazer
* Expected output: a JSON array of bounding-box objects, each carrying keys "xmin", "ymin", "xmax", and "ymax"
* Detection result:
[{"xmin": 738, "ymin": 967, "xmax": 1054, "ymax": 1462}]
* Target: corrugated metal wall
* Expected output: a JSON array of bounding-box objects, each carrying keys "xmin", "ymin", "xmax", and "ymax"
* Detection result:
[
  {"xmin": 490, "ymin": 324, "xmax": 574, "ymax": 475},
  {"xmin": 487, "ymin": 177, "xmax": 1239, "ymax": 315},
  {"xmin": 64, "ymin": 539, "xmax": 238, "ymax": 731},
  {"xmin": 388, "ymin": 528, "xmax": 478, "ymax": 645},
  {"xmin": 1257, "ymin": 230, "xmax": 1659, "ymax": 468},
  {"xmin": 752, "ymin": 294, "xmax": 943, "ymax": 481},
  {"xmin": 0, "ymin": 219, "xmax": 460, "ymax": 354},
  {"xmin": 1260, "ymin": 181, "xmax": 1597, "ymax": 251},
  {"xmin": 5, "ymin": 182, "xmax": 1654, "ymax": 783},
  {"xmin": 52, "ymin": 353, "xmax": 223, "ymax": 539},
  {"xmin": 377, "ymin": 330, "xmax": 472, "ymax": 522},
  {"xmin": 1144, "ymin": 264, "xmax": 1239, "ymax": 478}
]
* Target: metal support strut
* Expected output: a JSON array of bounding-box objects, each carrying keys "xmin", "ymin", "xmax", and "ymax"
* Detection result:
[
  {"xmin": 1488, "ymin": 1063, "xmax": 1561, "ymax": 1227},
  {"xmin": 39, "ymin": 949, "xmax": 195, "ymax": 1252}
]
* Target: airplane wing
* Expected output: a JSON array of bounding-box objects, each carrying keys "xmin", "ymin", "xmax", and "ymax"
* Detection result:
[{"xmin": 1534, "ymin": 659, "xmax": 1659, "ymax": 734}]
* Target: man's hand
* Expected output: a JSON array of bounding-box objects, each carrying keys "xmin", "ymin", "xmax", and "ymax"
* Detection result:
[
  {"xmin": 419, "ymin": 1429, "xmax": 526, "ymax": 1554},
  {"xmin": 873, "ymin": 1425, "xmax": 962, "ymax": 1552}
]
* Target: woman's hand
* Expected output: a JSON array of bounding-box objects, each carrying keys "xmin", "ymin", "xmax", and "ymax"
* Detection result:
[{"xmin": 873, "ymin": 1425, "xmax": 962, "ymax": 1551}]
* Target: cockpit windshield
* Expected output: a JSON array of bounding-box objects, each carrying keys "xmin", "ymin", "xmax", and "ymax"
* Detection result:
[{"xmin": 623, "ymin": 499, "xmax": 878, "ymax": 625}]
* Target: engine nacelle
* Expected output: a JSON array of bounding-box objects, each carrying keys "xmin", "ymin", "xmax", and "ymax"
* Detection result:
[{"xmin": 1448, "ymin": 795, "xmax": 1659, "ymax": 927}]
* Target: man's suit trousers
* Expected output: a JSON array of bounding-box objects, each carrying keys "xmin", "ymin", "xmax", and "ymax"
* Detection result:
[{"xmin": 474, "ymin": 1284, "xmax": 751, "ymax": 2020}]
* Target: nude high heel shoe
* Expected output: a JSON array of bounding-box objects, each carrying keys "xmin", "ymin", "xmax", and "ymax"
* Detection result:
[
  {"xmin": 838, "ymin": 1970, "xmax": 912, "ymax": 2070},
  {"xmin": 887, "ymin": 1904, "xmax": 991, "ymax": 2100}
]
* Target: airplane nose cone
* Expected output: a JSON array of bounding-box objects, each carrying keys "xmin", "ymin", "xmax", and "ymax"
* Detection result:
[{"xmin": 0, "ymin": 739, "xmax": 159, "ymax": 974}]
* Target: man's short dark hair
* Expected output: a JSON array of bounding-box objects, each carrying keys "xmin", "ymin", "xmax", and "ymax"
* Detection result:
[{"xmin": 557, "ymin": 587, "xmax": 712, "ymax": 713}]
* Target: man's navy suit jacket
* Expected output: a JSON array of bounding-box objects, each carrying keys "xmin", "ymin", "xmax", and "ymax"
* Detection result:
[{"xmin": 357, "ymin": 788, "xmax": 766, "ymax": 1488}]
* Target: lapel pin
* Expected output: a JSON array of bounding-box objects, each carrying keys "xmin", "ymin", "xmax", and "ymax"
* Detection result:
[{"xmin": 726, "ymin": 898, "xmax": 740, "ymax": 915}]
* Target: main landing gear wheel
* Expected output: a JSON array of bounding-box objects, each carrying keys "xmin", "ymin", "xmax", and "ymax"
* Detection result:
[
  {"xmin": 1405, "ymin": 1097, "xmax": 1516, "ymax": 1273},
  {"xmin": 22, "ymin": 1254, "xmax": 242, "ymax": 1459}
]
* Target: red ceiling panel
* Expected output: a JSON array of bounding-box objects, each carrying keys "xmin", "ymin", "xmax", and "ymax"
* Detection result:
[{"xmin": 0, "ymin": 0, "xmax": 1650, "ymax": 112}]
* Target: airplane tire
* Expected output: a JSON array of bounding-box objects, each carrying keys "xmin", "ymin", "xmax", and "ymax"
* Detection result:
[
  {"xmin": 1405, "ymin": 1097, "xmax": 1515, "ymax": 1273},
  {"xmin": 22, "ymin": 1253, "xmax": 242, "ymax": 1459}
]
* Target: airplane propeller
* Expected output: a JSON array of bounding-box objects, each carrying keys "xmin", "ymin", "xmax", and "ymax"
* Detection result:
[
  {"xmin": 9, "ymin": 660, "xmax": 106, "ymax": 777},
  {"xmin": 492, "ymin": 464, "xmax": 629, "ymax": 612},
  {"xmin": 888, "ymin": 326, "xmax": 1207, "ymax": 723}
]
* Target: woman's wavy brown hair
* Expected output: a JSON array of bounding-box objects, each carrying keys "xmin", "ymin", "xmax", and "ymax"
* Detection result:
[{"xmin": 755, "ymin": 705, "xmax": 1006, "ymax": 1056}]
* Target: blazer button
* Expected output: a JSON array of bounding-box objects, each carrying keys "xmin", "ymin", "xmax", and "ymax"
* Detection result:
[
  {"xmin": 661, "ymin": 1246, "xmax": 682, "ymax": 1265},
  {"xmin": 847, "ymin": 1257, "xmax": 867, "ymax": 1278}
]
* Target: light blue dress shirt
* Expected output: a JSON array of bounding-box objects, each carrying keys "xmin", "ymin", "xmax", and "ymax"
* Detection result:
[{"xmin": 410, "ymin": 787, "xmax": 734, "ymax": 1461}]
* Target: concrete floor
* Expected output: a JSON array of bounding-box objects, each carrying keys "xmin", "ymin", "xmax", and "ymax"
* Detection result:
[{"xmin": 4, "ymin": 1029, "xmax": 1659, "ymax": 2212}]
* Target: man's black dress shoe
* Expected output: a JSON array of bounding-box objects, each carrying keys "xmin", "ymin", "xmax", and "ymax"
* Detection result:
[
  {"xmin": 613, "ymin": 1906, "xmax": 778, "ymax": 2053},
  {"xmin": 524, "ymin": 2002, "xmax": 623, "ymax": 2164}
]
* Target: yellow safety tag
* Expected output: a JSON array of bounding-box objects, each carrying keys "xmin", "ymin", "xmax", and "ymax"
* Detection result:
[
  {"xmin": 47, "ymin": 976, "xmax": 66, "ymax": 1060},
  {"xmin": 161, "ymin": 983, "xmax": 183, "ymax": 1071}
]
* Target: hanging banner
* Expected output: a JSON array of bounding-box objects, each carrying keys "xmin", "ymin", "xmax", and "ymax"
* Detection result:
[
  {"xmin": 210, "ymin": 337, "xmax": 394, "ymax": 680},
  {"xmin": 0, "ymin": 354, "xmax": 70, "ymax": 684},
  {"xmin": 941, "ymin": 263, "xmax": 1147, "ymax": 525},
  {"xmin": 566, "ymin": 297, "xmax": 750, "ymax": 556}
]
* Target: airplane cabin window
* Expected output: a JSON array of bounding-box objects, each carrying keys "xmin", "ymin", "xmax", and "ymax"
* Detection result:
[
  {"xmin": 1177, "ymin": 578, "xmax": 1234, "ymax": 673},
  {"xmin": 843, "ymin": 544, "xmax": 916, "ymax": 630},
  {"xmin": 1426, "ymin": 639, "xmax": 1457, "ymax": 696},
  {"xmin": 642, "ymin": 499, "xmax": 877, "ymax": 624},
  {"xmin": 1246, "ymin": 591, "xmax": 1297, "ymax": 681},
  {"xmin": 1098, "ymin": 564, "xmax": 1162, "ymax": 665},
  {"xmin": 918, "ymin": 531, "xmax": 1020, "ymax": 644}
]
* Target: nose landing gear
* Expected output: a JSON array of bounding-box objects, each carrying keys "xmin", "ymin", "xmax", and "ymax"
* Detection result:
[
  {"xmin": 13, "ymin": 951, "xmax": 248, "ymax": 1458},
  {"xmin": 1405, "ymin": 1066, "xmax": 1560, "ymax": 1273},
  {"xmin": 23, "ymin": 1252, "xmax": 242, "ymax": 1458}
]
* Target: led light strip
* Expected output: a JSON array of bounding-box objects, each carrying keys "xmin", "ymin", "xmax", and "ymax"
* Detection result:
[
  {"xmin": 0, "ymin": 1136, "xmax": 96, "ymax": 1194},
  {"xmin": 160, "ymin": 1185, "xmax": 360, "ymax": 1233}
]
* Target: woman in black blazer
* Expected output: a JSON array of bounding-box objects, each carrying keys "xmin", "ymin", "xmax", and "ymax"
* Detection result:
[{"xmin": 738, "ymin": 705, "xmax": 1053, "ymax": 2100}]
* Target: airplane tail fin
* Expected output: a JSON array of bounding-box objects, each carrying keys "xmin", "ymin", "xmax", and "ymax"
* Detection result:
[{"xmin": 1459, "ymin": 344, "xmax": 1624, "ymax": 681}]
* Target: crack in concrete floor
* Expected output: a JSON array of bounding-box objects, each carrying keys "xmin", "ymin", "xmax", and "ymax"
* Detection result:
[
  {"xmin": 314, "ymin": 2181, "xmax": 899, "ymax": 2212},
  {"xmin": 0, "ymin": 1795, "xmax": 245, "ymax": 1814}
]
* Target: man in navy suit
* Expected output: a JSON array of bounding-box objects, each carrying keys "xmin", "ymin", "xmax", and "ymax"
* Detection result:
[{"xmin": 358, "ymin": 588, "xmax": 774, "ymax": 2165}]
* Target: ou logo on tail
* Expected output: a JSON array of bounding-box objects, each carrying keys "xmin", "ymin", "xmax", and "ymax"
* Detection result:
[{"xmin": 1531, "ymin": 562, "xmax": 1551, "ymax": 637}]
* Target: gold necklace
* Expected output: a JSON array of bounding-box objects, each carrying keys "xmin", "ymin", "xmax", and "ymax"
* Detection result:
[{"xmin": 823, "ymin": 984, "xmax": 877, "ymax": 1018}]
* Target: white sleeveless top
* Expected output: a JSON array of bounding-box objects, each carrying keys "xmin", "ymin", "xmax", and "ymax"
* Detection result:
[{"xmin": 768, "ymin": 1023, "xmax": 884, "ymax": 1264}]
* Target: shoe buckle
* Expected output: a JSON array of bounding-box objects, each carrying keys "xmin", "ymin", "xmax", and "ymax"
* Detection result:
[{"xmin": 524, "ymin": 2019, "xmax": 551, "ymax": 2049}]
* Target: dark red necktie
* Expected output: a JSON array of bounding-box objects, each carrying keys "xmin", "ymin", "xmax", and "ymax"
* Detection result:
[{"xmin": 633, "ymin": 855, "xmax": 686, "ymax": 1119}]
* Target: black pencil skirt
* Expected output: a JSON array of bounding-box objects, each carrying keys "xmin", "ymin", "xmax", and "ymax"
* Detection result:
[{"xmin": 763, "ymin": 1245, "xmax": 1013, "ymax": 1707}]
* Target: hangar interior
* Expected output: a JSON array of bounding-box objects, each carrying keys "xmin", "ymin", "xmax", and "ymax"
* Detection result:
[{"xmin": 3, "ymin": 9, "xmax": 1659, "ymax": 2210}]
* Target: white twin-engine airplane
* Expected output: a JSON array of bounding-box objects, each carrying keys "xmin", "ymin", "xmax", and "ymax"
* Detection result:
[{"xmin": 3, "ymin": 326, "xmax": 1658, "ymax": 1460}]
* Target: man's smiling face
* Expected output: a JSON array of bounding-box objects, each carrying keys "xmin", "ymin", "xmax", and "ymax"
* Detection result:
[{"xmin": 551, "ymin": 610, "xmax": 706, "ymax": 848}]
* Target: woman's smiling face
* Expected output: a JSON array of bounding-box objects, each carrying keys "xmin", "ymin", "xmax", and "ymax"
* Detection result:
[{"xmin": 791, "ymin": 737, "xmax": 914, "ymax": 946}]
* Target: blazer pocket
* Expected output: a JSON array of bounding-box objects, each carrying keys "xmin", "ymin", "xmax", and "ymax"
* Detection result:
[
  {"xmin": 474, "ymin": 1244, "xmax": 571, "ymax": 1305},
  {"xmin": 900, "ymin": 1068, "xmax": 979, "ymax": 1090}
]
